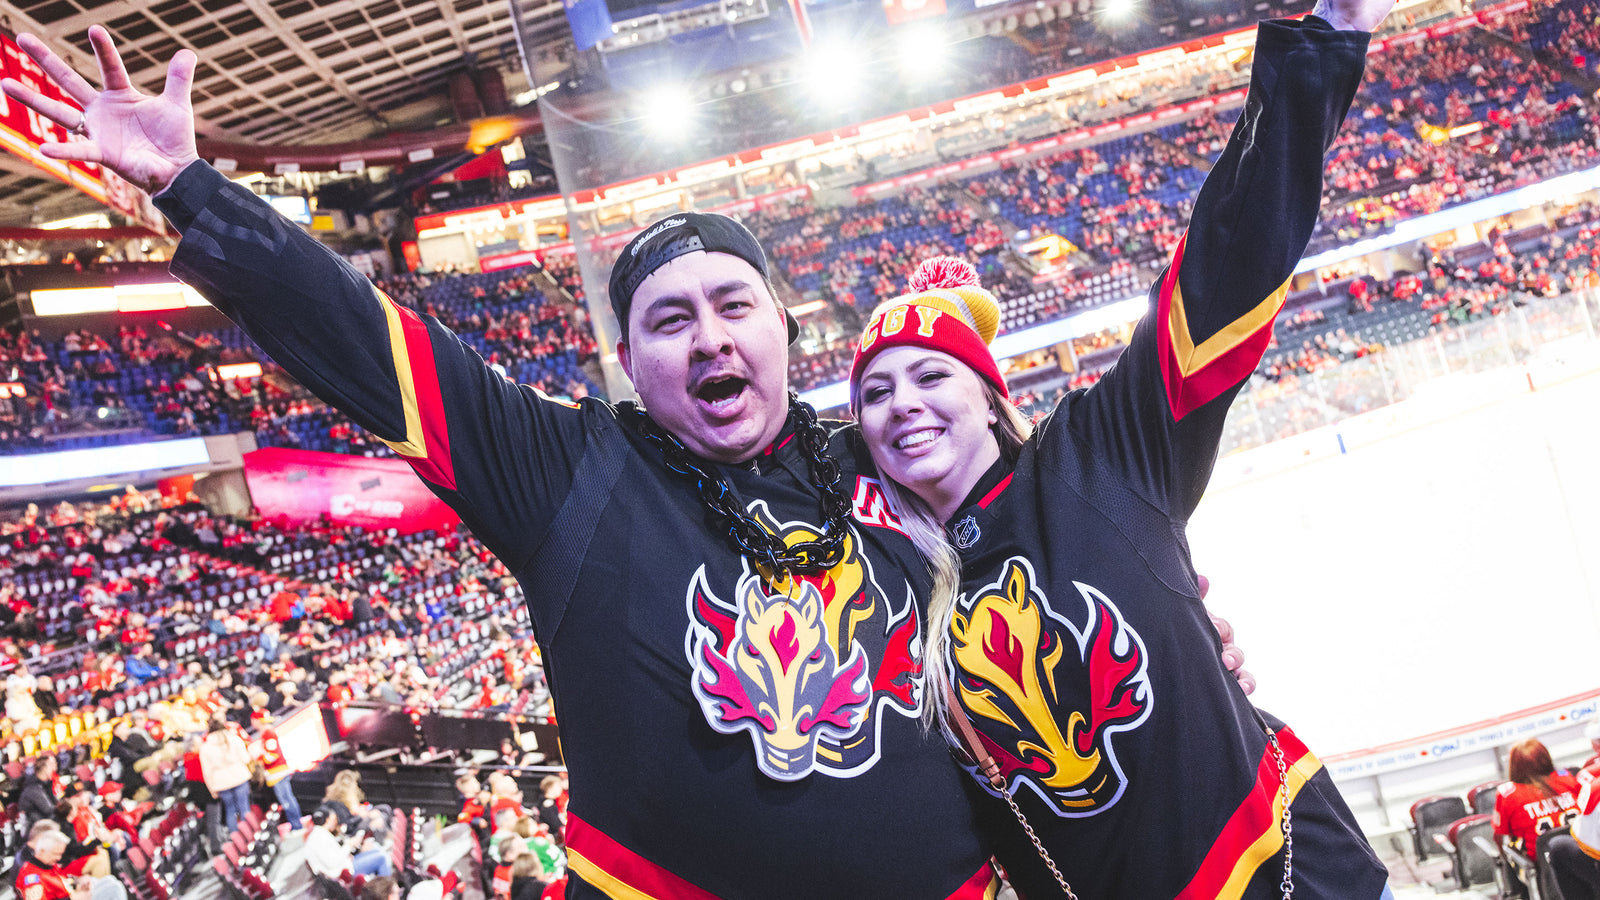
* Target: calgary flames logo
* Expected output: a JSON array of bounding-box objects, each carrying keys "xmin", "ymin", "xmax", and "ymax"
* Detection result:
[
  {"xmin": 686, "ymin": 502, "xmax": 923, "ymax": 781},
  {"xmin": 951, "ymin": 558, "xmax": 1151, "ymax": 817}
]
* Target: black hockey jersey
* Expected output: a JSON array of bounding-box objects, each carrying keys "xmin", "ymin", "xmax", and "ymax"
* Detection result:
[
  {"xmin": 152, "ymin": 171, "xmax": 1002, "ymax": 898},
  {"xmin": 939, "ymin": 17, "xmax": 1391, "ymax": 900}
]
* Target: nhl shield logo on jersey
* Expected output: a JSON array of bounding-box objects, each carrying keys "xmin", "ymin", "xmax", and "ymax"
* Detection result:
[
  {"xmin": 685, "ymin": 501, "xmax": 924, "ymax": 781},
  {"xmin": 951, "ymin": 557, "xmax": 1152, "ymax": 816}
]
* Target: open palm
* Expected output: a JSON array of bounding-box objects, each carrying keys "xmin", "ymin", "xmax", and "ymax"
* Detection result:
[{"xmin": 0, "ymin": 25, "xmax": 199, "ymax": 194}]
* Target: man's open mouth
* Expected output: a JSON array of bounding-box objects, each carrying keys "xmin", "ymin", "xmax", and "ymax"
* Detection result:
[{"xmin": 694, "ymin": 375, "xmax": 750, "ymax": 413}]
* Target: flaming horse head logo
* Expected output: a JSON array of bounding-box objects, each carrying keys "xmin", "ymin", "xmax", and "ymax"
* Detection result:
[
  {"xmin": 689, "ymin": 573, "xmax": 872, "ymax": 780},
  {"xmin": 685, "ymin": 502, "xmax": 923, "ymax": 781},
  {"xmin": 951, "ymin": 557, "xmax": 1152, "ymax": 817}
]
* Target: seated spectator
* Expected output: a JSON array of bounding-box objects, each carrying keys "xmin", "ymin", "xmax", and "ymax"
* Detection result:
[
  {"xmin": 18, "ymin": 756, "xmax": 59, "ymax": 831},
  {"xmin": 456, "ymin": 772, "xmax": 488, "ymax": 831},
  {"xmin": 487, "ymin": 809, "xmax": 522, "ymax": 865},
  {"xmin": 6, "ymin": 661, "xmax": 42, "ymax": 734},
  {"xmin": 486, "ymin": 771, "xmax": 524, "ymax": 821},
  {"xmin": 31, "ymin": 676, "xmax": 61, "ymax": 720},
  {"xmin": 122, "ymin": 644, "xmax": 167, "ymax": 686},
  {"xmin": 94, "ymin": 783, "xmax": 146, "ymax": 844},
  {"xmin": 509, "ymin": 853, "xmax": 548, "ymax": 900},
  {"xmin": 512, "ymin": 816, "xmax": 561, "ymax": 877},
  {"xmin": 62, "ymin": 782, "xmax": 124, "ymax": 858},
  {"xmin": 14, "ymin": 827, "xmax": 127, "ymax": 900},
  {"xmin": 320, "ymin": 770, "xmax": 389, "ymax": 840},
  {"xmin": 85, "ymin": 657, "xmax": 124, "ymax": 704},
  {"xmin": 1496, "ymin": 737, "xmax": 1583, "ymax": 889},
  {"xmin": 304, "ymin": 808, "xmax": 392, "ymax": 879},
  {"xmin": 107, "ymin": 720, "xmax": 158, "ymax": 778},
  {"xmin": 492, "ymin": 837, "xmax": 523, "ymax": 900},
  {"xmin": 534, "ymin": 775, "xmax": 565, "ymax": 839}
]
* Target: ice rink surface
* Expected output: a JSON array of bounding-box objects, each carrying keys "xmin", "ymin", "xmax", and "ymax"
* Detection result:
[{"xmin": 1188, "ymin": 353, "xmax": 1600, "ymax": 756}]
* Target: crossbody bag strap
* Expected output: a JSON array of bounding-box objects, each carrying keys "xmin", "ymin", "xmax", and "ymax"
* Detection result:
[{"xmin": 944, "ymin": 683, "xmax": 1078, "ymax": 899}]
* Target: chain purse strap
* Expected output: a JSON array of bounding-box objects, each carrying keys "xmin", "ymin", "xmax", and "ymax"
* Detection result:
[
  {"xmin": 1260, "ymin": 714, "xmax": 1296, "ymax": 899},
  {"xmin": 943, "ymin": 683, "xmax": 1079, "ymax": 900},
  {"xmin": 944, "ymin": 685, "xmax": 1294, "ymax": 900}
]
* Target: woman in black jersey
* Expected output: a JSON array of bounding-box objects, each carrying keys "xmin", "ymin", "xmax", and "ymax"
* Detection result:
[{"xmin": 847, "ymin": 2, "xmax": 1398, "ymax": 897}]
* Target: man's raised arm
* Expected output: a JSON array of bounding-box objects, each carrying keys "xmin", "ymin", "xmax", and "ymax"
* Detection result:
[{"xmin": 2, "ymin": 29, "xmax": 592, "ymax": 582}]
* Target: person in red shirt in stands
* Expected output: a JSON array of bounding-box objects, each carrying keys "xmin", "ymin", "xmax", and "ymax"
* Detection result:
[
  {"xmin": 492, "ymin": 837, "xmax": 524, "ymax": 900},
  {"xmin": 96, "ymin": 783, "xmax": 143, "ymax": 842},
  {"xmin": 63, "ymin": 782, "xmax": 125, "ymax": 857},
  {"xmin": 1495, "ymin": 738, "xmax": 1584, "ymax": 859},
  {"xmin": 118, "ymin": 615, "xmax": 152, "ymax": 648},
  {"xmin": 456, "ymin": 773, "xmax": 489, "ymax": 830},
  {"xmin": 268, "ymin": 588, "xmax": 300, "ymax": 624},
  {"xmin": 485, "ymin": 771, "xmax": 524, "ymax": 822},
  {"xmin": 15, "ymin": 827, "xmax": 126, "ymax": 900},
  {"xmin": 325, "ymin": 672, "xmax": 353, "ymax": 704},
  {"xmin": 254, "ymin": 725, "xmax": 303, "ymax": 831}
]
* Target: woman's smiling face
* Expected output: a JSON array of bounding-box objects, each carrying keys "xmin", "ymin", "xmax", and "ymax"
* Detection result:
[{"xmin": 855, "ymin": 345, "xmax": 1000, "ymax": 521}]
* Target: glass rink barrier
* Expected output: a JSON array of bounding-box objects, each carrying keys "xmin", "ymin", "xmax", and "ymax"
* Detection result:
[{"xmin": 1220, "ymin": 287, "xmax": 1600, "ymax": 455}]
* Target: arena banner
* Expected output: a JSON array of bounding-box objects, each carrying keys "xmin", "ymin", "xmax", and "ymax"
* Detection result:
[
  {"xmin": 242, "ymin": 447, "xmax": 460, "ymax": 534},
  {"xmin": 331, "ymin": 701, "xmax": 563, "ymax": 764},
  {"xmin": 1323, "ymin": 688, "xmax": 1600, "ymax": 781}
]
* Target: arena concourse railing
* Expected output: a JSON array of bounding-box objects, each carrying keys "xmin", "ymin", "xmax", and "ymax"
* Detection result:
[{"xmin": 1219, "ymin": 287, "xmax": 1600, "ymax": 455}]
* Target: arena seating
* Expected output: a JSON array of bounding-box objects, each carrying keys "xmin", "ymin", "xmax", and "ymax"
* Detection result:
[
  {"xmin": 1, "ymin": 263, "xmax": 600, "ymax": 457},
  {"xmin": 4, "ymin": 0, "xmax": 1598, "ymax": 450},
  {"xmin": 0, "ymin": 488, "xmax": 550, "ymax": 896}
]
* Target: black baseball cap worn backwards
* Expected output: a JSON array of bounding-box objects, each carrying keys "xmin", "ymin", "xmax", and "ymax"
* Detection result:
[{"xmin": 608, "ymin": 212, "xmax": 800, "ymax": 344}]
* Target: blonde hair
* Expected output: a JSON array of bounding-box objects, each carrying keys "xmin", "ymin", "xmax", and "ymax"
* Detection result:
[
  {"xmin": 324, "ymin": 771, "xmax": 365, "ymax": 807},
  {"xmin": 853, "ymin": 378, "xmax": 1032, "ymax": 740},
  {"xmin": 511, "ymin": 853, "xmax": 544, "ymax": 879}
]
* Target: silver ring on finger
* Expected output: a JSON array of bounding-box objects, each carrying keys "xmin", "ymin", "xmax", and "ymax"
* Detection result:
[{"xmin": 72, "ymin": 110, "xmax": 88, "ymax": 137}]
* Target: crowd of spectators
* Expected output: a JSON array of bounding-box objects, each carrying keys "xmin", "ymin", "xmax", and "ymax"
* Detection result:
[
  {"xmin": 5, "ymin": 0, "xmax": 1598, "ymax": 441},
  {"xmin": 0, "ymin": 487, "xmax": 564, "ymax": 897},
  {"xmin": 0, "ymin": 263, "xmax": 600, "ymax": 457}
]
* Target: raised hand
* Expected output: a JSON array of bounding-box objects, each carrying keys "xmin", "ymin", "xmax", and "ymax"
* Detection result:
[
  {"xmin": 1311, "ymin": 0, "xmax": 1398, "ymax": 33},
  {"xmin": 0, "ymin": 26, "xmax": 200, "ymax": 195}
]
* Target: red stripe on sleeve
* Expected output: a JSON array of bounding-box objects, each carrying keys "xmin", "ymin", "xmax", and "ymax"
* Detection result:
[
  {"xmin": 1154, "ymin": 232, "xmax": 1188, "ymax": 421},
  {"xmin": 393, "ymin": 304, "xmax": 458, "ymax": 492},
  {"xmin": 1166, "ymin": 322, "xmax": 1276, "ymax": 421},
  {"xmin": 566, "ymin": 814, "xmax": 726, "ymax": 900},
  {"xmin": 1175, "ymin": 728, "xmax": 1313, "ymax": 900}
]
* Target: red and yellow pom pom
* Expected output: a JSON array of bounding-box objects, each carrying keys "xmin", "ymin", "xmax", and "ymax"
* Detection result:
[{"xmin": 908, "ymin": 256, "xmax": 980, "ymax": 293}]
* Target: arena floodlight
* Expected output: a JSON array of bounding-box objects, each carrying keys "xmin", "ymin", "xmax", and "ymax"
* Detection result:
[
  {"xmin": 642, "ymin": 85, "xmax": 696, "ymax": 141},
  {"xmin": 896, "ymin": 25, "xmax": 949, "ymax": 77},
  {"xmin": 1100, "ymin": 0, "xmax": 1136, "ymax": 19},
  {"xmin": 804, "ymin": 42, "xmax": 864, "ymax": 107}
]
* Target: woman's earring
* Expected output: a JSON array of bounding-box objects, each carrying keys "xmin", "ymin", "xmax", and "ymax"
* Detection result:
[{"xmin": 987, "ymin": 410, "xmax": 998, "ymax": 425}]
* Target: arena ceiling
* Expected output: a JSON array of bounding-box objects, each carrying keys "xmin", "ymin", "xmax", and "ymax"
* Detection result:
[{"xmin": 0, "ymin": 0, "xmax": 571, "ymax": 227}]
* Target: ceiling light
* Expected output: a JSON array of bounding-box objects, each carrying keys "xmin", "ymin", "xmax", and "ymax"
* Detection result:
[
  {"xmin": 642, "ymin": 85, "xmax": 696, "ymax": 142},
  {"xmin": 804, "ymin": 42, "xmax": 864, "ymax": 108},
  {"xmin": 896, "ymin": 25, "xmax": 949, "ymax": 76}
]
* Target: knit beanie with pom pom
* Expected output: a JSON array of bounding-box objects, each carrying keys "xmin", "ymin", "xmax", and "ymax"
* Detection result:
[{"xmin": 849, "ymin": 256, "xmax": 1007, "ymax": 400}]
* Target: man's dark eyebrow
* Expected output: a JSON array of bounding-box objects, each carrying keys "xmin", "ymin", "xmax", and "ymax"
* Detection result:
[
  {"xmin": 641, "ymin": 295, "xmax": 695, "ymax": 319},
  {"xmin": 708, "ymin": 280, "xmax": 758, "ymax": 301}
]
